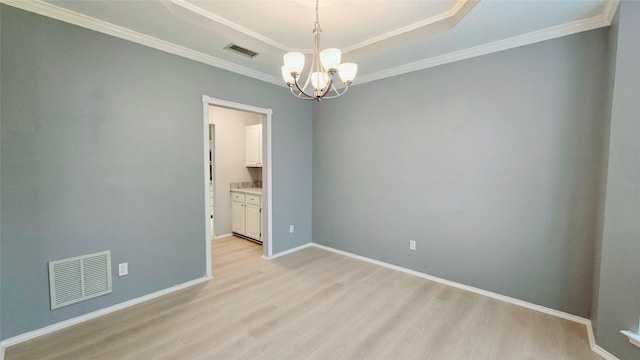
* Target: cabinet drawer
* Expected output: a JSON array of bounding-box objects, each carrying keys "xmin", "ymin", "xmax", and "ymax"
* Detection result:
[
  {"xmin": 246, "ymin": 194, "xmax": 261, "ymax": 206},
  {"xmin": 231, "ymin": 192, "xmax": 245, "ymax": 202}
]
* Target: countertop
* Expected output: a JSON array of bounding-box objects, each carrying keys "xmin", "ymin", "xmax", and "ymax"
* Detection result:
[{"xmin": 231, "ymin": 188, "xmax": 263, "ymax": 195}]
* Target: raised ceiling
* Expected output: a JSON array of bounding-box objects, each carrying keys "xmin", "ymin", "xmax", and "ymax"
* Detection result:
[{"xmin": 5, "ymin": 0, "xmax": 619, "ymax": 86}]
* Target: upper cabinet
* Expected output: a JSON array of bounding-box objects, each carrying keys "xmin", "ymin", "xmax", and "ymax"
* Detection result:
[{"xmin": 245, "ymin": 124, "xmax": 262, "ymax": 167}]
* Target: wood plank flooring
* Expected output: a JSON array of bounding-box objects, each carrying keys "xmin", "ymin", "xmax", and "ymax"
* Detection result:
[{"xmin": 6, "ymin": 236, "xmax": 601, "ymax": 359}]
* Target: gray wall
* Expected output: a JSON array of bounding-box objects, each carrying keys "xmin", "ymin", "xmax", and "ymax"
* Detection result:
[
  {"xmin": 0, "ymin": 3, "xmax": 3, "ymax": 341},
  {"xmin": 0, "ymin": 5, "xmax": 312, "ymax": 339},
  {"xmin": 313, "ymin": 29, "xmax": 610, "ymax": 317},
  {"xmin": 209, "ymin": 106, "xmax": 262, "ymax": 236},
  {"xmin": 590, "ymin": 0, "xmax": 619, "ymax": 342},
  {"xmin": 594, "ymin": 2, "xmax": 640, "ymax": 359}
]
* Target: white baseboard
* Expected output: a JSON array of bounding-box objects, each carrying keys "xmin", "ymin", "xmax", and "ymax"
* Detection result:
[
  {"xmin": 262, "ymin": 242, "xmax": 312, "ymax": 260},
  {"xmin": 593, "ymin": 344, "xmax": 620, "ymax": 360},
  {"xmin": 310, "ymin": 243, "xmax": 619, "ymax": 360},
  {"xmin": 0, "ymin": 276, "xmax": 211, "ymax": 349},
  {"xmin": 213, "ymin": 233, "xmax": 233, "ymax": 239},
  {"xmin": 0, "ymin": 241, "xmax": 621, "ymax": 360},
  {"xmin": 310, "ymin": 243, "xmax": 587, "ymax": 322}
]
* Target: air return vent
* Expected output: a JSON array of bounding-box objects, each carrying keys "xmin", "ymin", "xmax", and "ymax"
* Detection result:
[
  {"xmin": 48, "ymin": 251, "xmax": 112, "ymax": 310},
  {"xmin": 224, "ymin": 43, "xmax": 259, "ymax": 58}
]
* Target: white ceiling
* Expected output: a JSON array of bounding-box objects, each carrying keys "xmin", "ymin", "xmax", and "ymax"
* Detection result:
[{"xmin": 7, "ymin": 0, "xmax": 618, "ymax": 86}]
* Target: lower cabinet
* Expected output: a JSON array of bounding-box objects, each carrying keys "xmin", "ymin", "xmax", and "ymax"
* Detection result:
[
  {"xmin": 231, "ymin": 200, "xmax": 246, "ymax": 234},
  {"xmin": 231, "ymin": 191, "xmax": 262, "ymax": 242},
  {"xmin": 245, "ymin": 203, "xmax": 261, "ymax": 240}
]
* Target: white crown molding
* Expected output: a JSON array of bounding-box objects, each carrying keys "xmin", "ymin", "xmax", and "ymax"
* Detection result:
[
  {"xmin": 356, "ymin": 13, "xmax": 612, "ymax": 86},
  {"xmin": 0, "ymin": 0, "xmax": 621, "ymax": 89},
  {"xmin": 603, "ymin": 0, "xmax": 621, "ymax": 24},
  {"xmin": 342, "ymin": 0, "xmax": 472, "ymax": 54},
  {"xmin": 170, "ymin": 0, "xmax": 292, "ymax": 52},
  {"xmin": 171, "ymin": 0, "xmax": 474, "ymax": 55},
  {"xmin": 0, "ymin": 0, "xmax": 284, "ymax": 87}
]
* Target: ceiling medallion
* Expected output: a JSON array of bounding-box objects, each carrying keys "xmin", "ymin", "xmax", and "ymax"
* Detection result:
[{"xmin": 281, "ymin": 0, "xmax": 358, "ymax": 101}]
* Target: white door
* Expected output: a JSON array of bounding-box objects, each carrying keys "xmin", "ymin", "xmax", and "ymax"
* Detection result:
[
  {"xmin": 245, "ymin": 124, "xmax": 262, "ymax": 167},
  {"xmin": 231, "ymin": 201, "xmax": 246, "ymax": 235},
  {"xmin": 245, "ymin": 204, "xmax": 261, "ymax": 240}
]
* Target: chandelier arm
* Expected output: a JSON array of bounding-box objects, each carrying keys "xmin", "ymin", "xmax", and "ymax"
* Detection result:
[
  {"xmin": 321, "ymin": 85, "xmax": 350, "ymax": 100},
  {"xmin": 291, "ymin": 89, "xmax": 321, "ymax": 100},
  {"xmin": 289, "ymin": 86, "xmax": 309, "ymax": 99},
  {"xmin": 328, "ymin": 78, "xmax": 341, "ymax": 96},
  {"xmin": 317, "ymin": 73, "xmax": 335, "ymax": 98},
  {"xmin": 292, "ymin": 78, "xmax": 318, "ymax": 100}
]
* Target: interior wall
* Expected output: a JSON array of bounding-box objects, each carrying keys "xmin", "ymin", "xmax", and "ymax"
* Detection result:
[
  {"xmin": 590, "ymin": 0, "xmax": 619, "ymax": 338},
  {"xmin": 209, "ymin": 106, "xmax": 262, "ymax": 236},
  {"xmin": 594, "ymin": 2, "xmax": 640, "ymax": 359},
  {"xmin": 313, "ymin": 28, "xmax": 610, "ymax": 317},
  {"xmin": 0, "ymin": 5, "xmax": 312, "ymax": 340},
  {"xmin": 0, "ymin": 3, "xmax": 3, "ymax": 342}
]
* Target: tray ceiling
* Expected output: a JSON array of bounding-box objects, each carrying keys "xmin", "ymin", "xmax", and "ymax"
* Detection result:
[{"xmin": 5, "ymin": 0, "xmax": 619, "ymax": 86}]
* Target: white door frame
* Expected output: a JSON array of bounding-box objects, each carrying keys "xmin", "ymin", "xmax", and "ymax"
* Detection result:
[{"xmin": 202, "ymin": 95, "xmax": 273, "ymax": 278}]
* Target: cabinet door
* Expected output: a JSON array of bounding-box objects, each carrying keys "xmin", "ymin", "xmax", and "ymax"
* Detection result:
[
  {"xmin": 231, "ymin": 201, "xmax": 246, "ymax": 235},
  {"xmin": 245, "ymin": 204, "xmax": 261, "ymax": 241},
  {"xmin": 245, "ymin": 124, "xmax": 262, "ymax": 167}
]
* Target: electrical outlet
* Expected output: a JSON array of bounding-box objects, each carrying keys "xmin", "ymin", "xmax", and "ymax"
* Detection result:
[
  {"xmin": 118, "ymin": 262, "xmax": 128, "ymax": 276},
  {"xmin": 409, "ymin": 240, "xmax": 416, "ymax": 250},
  {"xmin": 289, "ymin": 225, "xmax": 294, "ymax": 233}
]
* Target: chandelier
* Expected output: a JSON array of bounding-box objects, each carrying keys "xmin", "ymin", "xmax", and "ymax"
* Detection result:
[{"xmin": 280, "ymin": 0, "xmax": 358, "ymax": 101}]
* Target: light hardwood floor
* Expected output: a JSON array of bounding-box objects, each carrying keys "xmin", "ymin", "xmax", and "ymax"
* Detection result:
[{"xmin": 7, "ymin": 236, "xmax": 601, "ymax": 359}]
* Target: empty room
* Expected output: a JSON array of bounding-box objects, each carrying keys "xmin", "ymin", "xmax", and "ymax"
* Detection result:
[{"xmin": 0, "ymin": 0, "xmax": 638, "ymax": 359}]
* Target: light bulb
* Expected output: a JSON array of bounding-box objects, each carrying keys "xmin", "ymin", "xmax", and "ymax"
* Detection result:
[
  {"xmin": 311, "ymin": 72, "xmax": 328, "ymax": 90},
  {"xmin": 320, "ymin": 48, "xmax": 341, "ymax": 71},
  {"xmin": 281, "ymin": 66, "xmax": 295, "ymax": 84},
  {"xmin": 338, "ymin": 63, "xmax": 358, "ymax": 83},
  {"xmin": 283, "ymin": 52, "xmax": 305, "ymax": 74}
]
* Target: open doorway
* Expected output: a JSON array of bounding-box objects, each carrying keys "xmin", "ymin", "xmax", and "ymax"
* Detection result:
[
  {"xmin": 202, "ymin": 96, "xmax": 273, "ymax": 278},
  {"xmin": 208, "ymin": 124, "xmax": 215, "ymax": 240}
]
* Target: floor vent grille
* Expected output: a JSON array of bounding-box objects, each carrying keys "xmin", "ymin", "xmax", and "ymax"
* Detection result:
[{"xmin": 48, "ymin": 251, "xmax": 112, "ymax": 309}]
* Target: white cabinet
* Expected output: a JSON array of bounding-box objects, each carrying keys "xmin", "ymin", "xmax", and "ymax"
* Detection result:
[
  {"xmin": 245, "ymin": 124, "xmax": 262, "ymax": 167},
  {"xmin": 245, "ymin": 204, "xmax": 261, "ymax": 241},
  {"xmin": 231, "ymin": 190, "xmax": 262, "ymax": 242},
  {"xmin": 231, "ymin": 195, "xmax": 246, "ymax": 234}
]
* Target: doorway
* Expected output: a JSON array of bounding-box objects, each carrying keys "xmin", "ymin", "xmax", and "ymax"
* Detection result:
[
  {"xmin": 202, "ymin": 96, "xmax": 273, "ymax": 278},
  {"xmin": 208, "ymin": 124, "xmax": 215, "ymax": 240}
]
